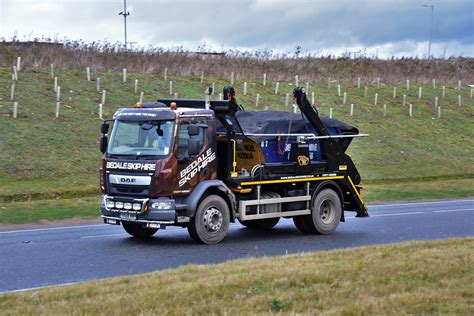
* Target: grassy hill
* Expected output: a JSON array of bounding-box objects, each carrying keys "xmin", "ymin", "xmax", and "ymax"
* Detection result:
[{"xmin": 0, "ymin": 58, "xmax": 473, "ymax": 223}]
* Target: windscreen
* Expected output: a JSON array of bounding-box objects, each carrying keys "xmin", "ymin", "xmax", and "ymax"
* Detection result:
[{"xmin": 107, "ymin": 120, "xmax": 175, "ymax": 158}]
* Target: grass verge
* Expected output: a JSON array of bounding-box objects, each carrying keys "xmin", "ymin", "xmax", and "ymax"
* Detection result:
[{"xmin": 0, "ymin": 238, "xmax": 472, "ymax": 315}]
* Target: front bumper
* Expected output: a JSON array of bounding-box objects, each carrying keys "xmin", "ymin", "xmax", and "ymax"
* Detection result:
[{"xmin": 100, "ymin": 195, "xmax": 182, "ymax": 226}]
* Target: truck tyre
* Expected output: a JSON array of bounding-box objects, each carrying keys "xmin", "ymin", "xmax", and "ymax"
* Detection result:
[
  {"xmin": 293, "ymin": 216, "xmax": 313, "ymax": 233},
  {"xmin": 239, "ymin": 217, "xmax": 280, "ymax": 230},
  {"xmin": 188, "ymin": 195, "xmax": 230, "ymax": 244},
  {"xmin": 122, "ymin": 221, "xmax": 158, "ymax": 238},
  {"xmin": 307, "ymin": 188, "xmax": 342, "ymax": 234}
]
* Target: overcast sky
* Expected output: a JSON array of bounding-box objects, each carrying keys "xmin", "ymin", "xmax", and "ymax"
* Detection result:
[{"xmin": 0, "ymin": 0, "xmax": 473, "ymax": 58}]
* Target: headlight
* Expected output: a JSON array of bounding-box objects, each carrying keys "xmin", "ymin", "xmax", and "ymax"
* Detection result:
[
  {"xmin": 124, "ymin": 202, "xmax": 132, "ymax": 210},
  {"xmin": 132, "ymin": 203, "xmax": 142, "ymax": 211},
  {"xmin": 106, "ymin": 200, "xmax": 115, "ymax": 209},
  {"xmin": 115, "ymin": 201, "xmax": 124, "ymax": 209},
  {"xmin": 151, "ymin": 201, "xmax": 174, "ymax": 210}
]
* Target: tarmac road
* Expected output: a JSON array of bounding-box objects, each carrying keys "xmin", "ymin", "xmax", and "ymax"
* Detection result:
[{"xmin": 0, "ymin": 198, "xmax": 472, "ymax": 293}]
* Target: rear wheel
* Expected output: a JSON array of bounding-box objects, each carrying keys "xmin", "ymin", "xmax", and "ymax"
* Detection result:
[
  {"xmin": 122, "ymin": 221, "xmax": 158, "ymax": 238},
  {"xmin": 307, "ymin": 189, "xmax": 341, "ymax": 234},
  {"xmin": 188, "ymin": 195, "xmax": 230, "ymax": 244},
  {"xmin": 240, "ymin": 217, "xmax": 280, "ymax": 230},
  {"xmin": 293, "ymin": 216, "xmax": 312, "ymax": 233}
]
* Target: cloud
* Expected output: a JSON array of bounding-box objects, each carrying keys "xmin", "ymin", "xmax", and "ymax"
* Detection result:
[{"xmin": 0, "ymin": 0, "xmax": 472, "ymax": 58}]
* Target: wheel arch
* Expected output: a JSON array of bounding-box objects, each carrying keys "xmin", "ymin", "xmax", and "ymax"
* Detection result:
[
  {"xmin": 311, "ymin": 180, "xmax": 345, "ymax": 222},
  {"xmin": 181, "ymin": 180, "xmax": 236, "ymax": 221}
]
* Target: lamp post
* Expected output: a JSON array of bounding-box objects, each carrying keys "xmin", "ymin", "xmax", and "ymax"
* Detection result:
[
  {"xmin": 119, "ymin": 0, "xmax": 130, "ymax": 49},
  {"xmin": 422, "ymin": 4, "xmax": 434, "ymax": 59}
]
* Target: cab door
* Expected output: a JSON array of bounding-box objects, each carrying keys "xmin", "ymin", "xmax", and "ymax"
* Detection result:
[{"xmin": 174, "ymin": 119, "xmax": 217, "ymax": 193}]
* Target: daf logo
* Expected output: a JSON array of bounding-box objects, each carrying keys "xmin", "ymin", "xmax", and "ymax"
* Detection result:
[
  {"xmin": 109, "ymin": 174, "xmax": 151, "ymax": 186},
  {"xmin": 120, "ymin": 178, "xmax": 136, "ymax": 183}
]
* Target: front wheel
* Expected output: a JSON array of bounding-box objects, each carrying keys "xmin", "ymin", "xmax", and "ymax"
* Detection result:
[
  {"xmin": 122, "ymin": 221, "xmax": 158, "ymax": 238},
  {"xmin": 188, "ymin": 195, "xmax": 230, "ymax": 244}
]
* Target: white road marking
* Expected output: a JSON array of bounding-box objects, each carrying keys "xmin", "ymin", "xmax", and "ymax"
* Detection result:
[
  {"xmin": 81, "ymin": 233, "xmax": 126, "ymax": 239},
  {"xmin": 0, "ymin": 224, "xmax": 107, "ymax": 235},
  {"xmin": 369, "ymin": 199, "xmax": 474, "ymax": 208},
  {"xmin": 371, "ymin": 211, "xmax": 424, "ymax": 217},
  {"xmin": 432, "ymin": 208, "xmax": 474, "ymax": 213},
  {"xmin": 0, "ymin": 281, "xmax": 83, "ymax": 295}
]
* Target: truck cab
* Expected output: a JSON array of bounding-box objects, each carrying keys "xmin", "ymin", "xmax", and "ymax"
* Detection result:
[{"xmin": 100, "ymin": 88, "xmax": 368, "ymax": 244}]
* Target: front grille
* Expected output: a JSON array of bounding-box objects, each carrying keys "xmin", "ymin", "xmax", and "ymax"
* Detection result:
[{"xmin": 109, "ymin": 184, "xmax": 149, "ymax": 196}]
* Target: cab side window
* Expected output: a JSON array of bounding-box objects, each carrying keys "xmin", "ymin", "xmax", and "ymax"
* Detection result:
[{"xmin": 178, "ymin": 122, "xmax": 205, "ymax": 159}]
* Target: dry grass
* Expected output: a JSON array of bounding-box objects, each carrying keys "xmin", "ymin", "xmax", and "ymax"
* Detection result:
[
  {"xmin": 1, "ymin": 41, "xmax": 473, "ymax": 83},
  {"xmin": 1, "ymin": 238, "xmax": 472, "ymax": 315}
]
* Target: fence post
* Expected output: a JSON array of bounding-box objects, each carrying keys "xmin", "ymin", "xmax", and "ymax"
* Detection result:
[
  {"xmin": 122, "ymin": 69, "xmax": 127, "ymax": 83},
  {"xmin": 437, "ymin": 106, "xmax": 441, "ymax": 118},
  {"xmin": 263, "ymin": 73, "xmax": 266, "ymax": 86},
  {"xmin": 329, "ymin": 108, "xmax": 333, "ymax": 119},
  {"xmin": 403, "ymin": 94, "xmax": 407, "ymax": 106},
  {"xmin": 256, "ymin": 94, "xmax": 260, "ymax": 107},
  {"xmin": 212, "ymin": 82, "xmax": 215, "ymax": 95},
  {"xmin": 96, "ymin": 78, "xmax": 101, "ymax": 92},
  {"xmin": 98, "ymin": 103, "xmax": 103, "ymax": 119},
  {"xmin": 56, "ymin": 86, "xmax": 61, "ymax": 102},
  {"xmin": 406, "ymin": 79, "xmax": 410, "ymax": 91},
  {"xmin": 200, "ymin": 71, "xmax": 204, "ymax": 85},
  {"xmin": 418, "ymin": 87, "xmax": 422, "ymax": 99},
  {"xmin": 383, "ymin": 104, "xmax": 387, "ymax": 117},
  {"xmin": 327, "ymin": 77, "xmax": 331, "ymax": 89},
  {"xmin": 86, "ymin": 67, "xmax": 91, "ymax": 81},
  {"xmin": 311, "ymin": 92, "xmax": 315, "ymax": 105},
  {"xmin": 295, "ymin": 75, "xmax": 299, "ymax": 87},
  {"xmin": 139, "ymin": 91, "xmax": 144, "ymax": 103},
  {"xmin": 10, "ymin": 82, "xmax": 15, "ymax": 100},
  {"xmin": 364, "ymin": 86, "xmax": 368, "ymax": 98},
  {"xmin": 376, "ymin": 77, "xmax": 380, "ymax": 89},
  {"xmin": 164, "ymin": 67, "xmax": 168, "ymax": 81},
  {"xmin": 275, "ymin": 82, "xmax": 279, "ymax": 94},
  {"xmin": 134, "ymin": 79, "xmax": 138, "ymax": 94},
  {"xmin": 434, "ymin": 96, "xmax": 438, "ymax": 108},
  {"xmin": 393, "ymin": 86, "xmax": 397, "ymax": 98},
  {"xmin": 442, "ymin": 85, "xmax": 446, "ymax": 97},
  {"xmin": 357, "ymin": 77, "xmax": 361, "ymax": 89},
  {"xmin": 305, "ymin": 82, "xmax": 309, "ymax": 93},
  {"xmin": 17, "ymin": 57, "xmax": 21, "ymax": 71},
  {"xmin": 285, "ymin": 93, "xmax": 289, "ymax": 107},
  {"xmin": 54, "ymin": 77, "xmax": 58, "ymax": 92},
  {"xmin": 55, "ymin": 102, "xmax": 60, "ymax": 118},
  {"xmin": 457, "ymin": 80, "xmax": 461, "ymax": 90},
  {"xmin": 432, "ymin": 79, "xmax": 436, "ymax": 89},
  {"xmin": 343, "ymin": 92, "xmax": 347, "ymax": 105},
  {"xmin": 458, "ymin": 95, "xmax": 461, "ymax": 107},
  {"xmin": 243, "ymin": 82, "xmax": 247, "ymax": 95},
  {"xmin": 337, "ymin": 84, "xmax": 341, "ymax": 97},
  {"xmin": 350, "ymin": 103, "xmax": 354, "ymax": 117},
  {"xmin": 374, "ymin": 93, "xmax": 378, "ymax": 106},
  {"xmin": 101, "ymin": 90, "xmax": 107, "ymax": 105},
  {"xmin": 231, "ymin": 72, "xmax": 234, "ymax": 85},
  {"xmin": 50, "ymin": 64, "xmax": 54, "ymax": 79},
  {"xmin": 13, "ymin": 101, "xmax": 18, "ymax": 118},
  {"xmin": 470, "ymin": 88, "xmax": 473, "ymax": 99},
  {"xmin": 169, "ymin": 81, "xmax": 173, "ymax": 95},
  {"xmin": 13, "ymin": 66, "xmax": 18, "ymax": 81},
  {"xmin": 409, "ymin": 104, "xmax": 413, "ymax": 117}
]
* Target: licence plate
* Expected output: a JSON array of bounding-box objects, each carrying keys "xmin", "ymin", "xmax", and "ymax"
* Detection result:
[{"xmin": 120, "ymin": 212, "xmax": 137, "ymax": 221}]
